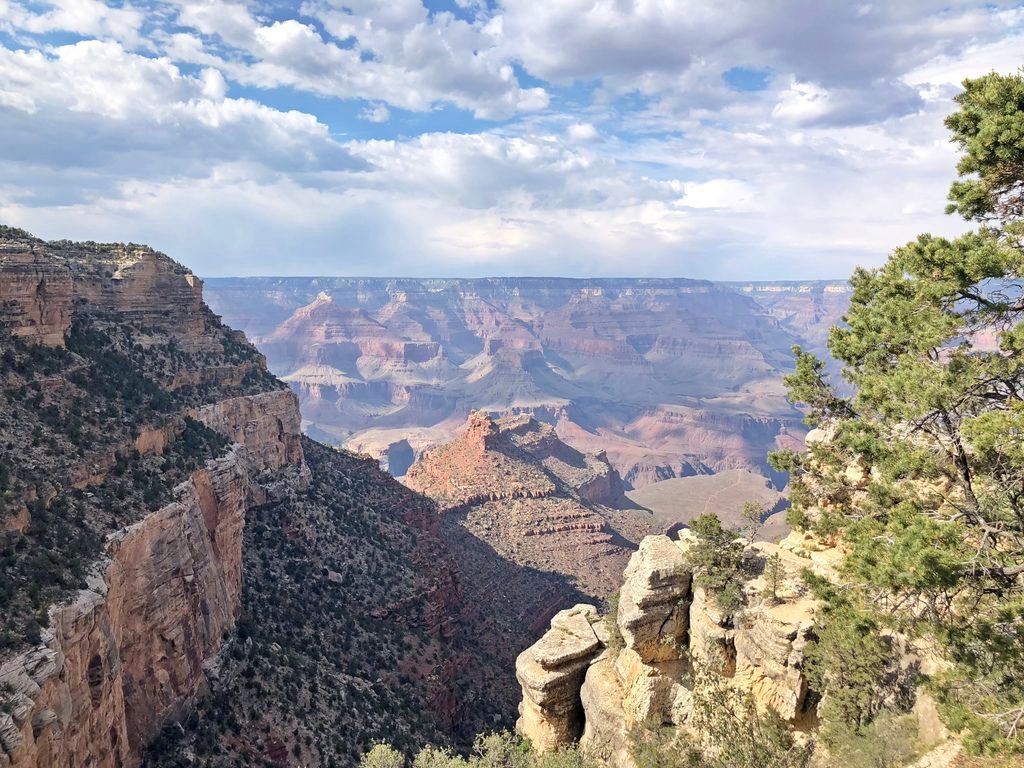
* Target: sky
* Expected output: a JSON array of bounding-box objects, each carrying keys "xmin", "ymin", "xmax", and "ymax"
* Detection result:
[{"xmin": 0, "ymin": 1, "xmax": 1022, "ymax": 279}]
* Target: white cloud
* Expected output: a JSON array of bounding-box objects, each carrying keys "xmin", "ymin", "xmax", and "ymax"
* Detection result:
[
  {"xmin": 163, "ymin": 0, "xmax": 550, "ymax": 119},
  {"xmin": 495, "ymin": 1, "xmax": 1021, "ymax": 123},
  {"xmin": 678, "ymin": 180, "xmax": 754, "ymax": 210},
  {"xmin": 0, "ymin": 0, "xmax": 1022, "ymax": 280},
  {"xmin": 4, "ymin": 0, "xmax": 145, "ymax": 47},
  {"xmin": 772, "ymin": 81, "xmax": 832, "ymax": 123},
  {"xmin": 0, "ymin": 39, "xmax": 363, "ymax": 205},
  {"xmin": 359, "ymin": 103, "xmax": 391, "ymax": 123},
  {"xmin": 566, "ymin": 122, "xmax": 598, "ymax": 141}
]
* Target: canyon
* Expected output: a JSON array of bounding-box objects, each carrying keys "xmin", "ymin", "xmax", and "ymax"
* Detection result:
[
  {"xmin": 203, "ymin": 278, "xmax": 850, "ymax": 490},
  {"xmin": 0, "ymin": 229, "xmax": 977, "ymax": 768},
  {"xmin": 0, "ymin": 229, "xmax": 506, "ymax": 766},
  {"xmin": 0, "ymin": 229, "xmax": 664, "ymax": 767}
]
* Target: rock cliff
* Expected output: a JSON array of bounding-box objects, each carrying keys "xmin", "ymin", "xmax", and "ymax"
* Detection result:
[
  {"xmin": 407, "ymin": 411, "xmax": 654, "ymax": 599},
  {"xmin": 0, "ymin": 227, "xmax": 310, "ymax": 768},
  {"xmin": 0, "ymin": 228, "xmax": 505, "ymax": 768},
  {"xmin": 0, "ymin": 228, "xmax": 217, "ymax": 355},
  {"xmin": 0, "ymin": 432, "xmax": 301, "ymax": 768},
  {"xmin": 516, "ymin": 531, "xmax": 835, "ymax": 767}
]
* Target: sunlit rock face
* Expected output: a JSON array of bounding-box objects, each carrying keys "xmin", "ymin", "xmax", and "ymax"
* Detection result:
[
  {"xmin": 204, "ymin": 277, "xmax": 849, "ymax": 488},
  {"xmin": 406, "ymin": 411, "xmax": 651, "ymax": 600},
  {"xmin": 518, "ymin": 532, "xmax": 834, "ymax": 768},
  {"xmin": 0, "ymin": 228, "xmax": 311, "ymax": 768}
]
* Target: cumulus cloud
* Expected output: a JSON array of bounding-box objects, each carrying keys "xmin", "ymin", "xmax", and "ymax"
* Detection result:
[
  {"xmin": 3, "ymin": 0, "xmax": 145, "ymax": 47},
  {"xmin": 162, "ymin": 0, "xmax": 549, "ymax": 119},
  {"xmin": 566, "ymin": 122, "xmax": 598, "ymax": 141},
  {"xmin": 496, "ymin": 0, "xmax": 1021, "ymax": 123},
  {"xmin": 0, "ymin": 39, "xmax": 364, "ymax": 205},
  {"xmin": 1, "ymin": 0, "xmax": 1023, "ymax": 279}
]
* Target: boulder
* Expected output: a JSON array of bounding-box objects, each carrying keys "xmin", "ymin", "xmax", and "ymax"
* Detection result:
[
  {"xmin": 516, "ymin": 605, "xmax": 603, "ymax": 752},
  {"xmin": 617, "ymin": 536, "xmax": 692, "ymax": 663}
]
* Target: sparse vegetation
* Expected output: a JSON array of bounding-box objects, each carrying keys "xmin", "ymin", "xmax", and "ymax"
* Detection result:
[
  {"xmin": 803, "ymin": 583, "xmax": 908, "ymax": 741},
  {"xmin": 364, "ymin": 731, "xmax": 593, "ymax": 768},
  {"xmin": 633, "ymin": 660, "xmax": 813, "ymax": 768},
  {"xmin": 822, "ymin": 712, "xmax": 921, "ymax": 768},
  {"xmin": 601, "ymin": 591, "xmax": 624, "ymax": 652},
  {"xmin": 144, "ymin": 438, "xmax": 477, "ymax": 766},
  {"xmin": 761, "ymin": 552, "xmax": 783, "ymax": 602},
  {"xmin": 739, "ymin": 500, "xmax": 763, "ymax": 541},
  {"xmin": 0, "ymin": 291, "xmax": 272, "ymax": 652}
]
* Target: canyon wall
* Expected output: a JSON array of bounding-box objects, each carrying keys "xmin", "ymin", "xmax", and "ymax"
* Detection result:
[
  {"xmin": 0, "ymin": 395, "xmax": 307, "ymax": 768},
  {"xmin": 0, "ymin": 231, "xmax": 213, "ymax": 353},
  {"xmin": 203, "ymin": 277, "xmax": 849, "ymax": 488},
  {"xmin": 0, "ymin": 228, "xmax": 310, "ymax": 767}
]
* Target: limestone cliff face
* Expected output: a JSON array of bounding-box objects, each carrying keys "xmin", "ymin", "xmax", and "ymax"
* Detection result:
[
  {"xmin": 0, "ymin": 391, "xmax": 307, "ymax": 768},
  {"xmin": 0, "ymin": 229, "xmax": 213, "ymax": 352},
  {"xmin": 193, "ymin": 390, "xmax": 306, "ymax": 475},
  {"xmin": 0, "ymin": 228, "xmax": 311, "ymax": 768},
  {"xmin": 517, "ymin": 532, "xmax": 831, "ymax": 767},
  {"xmin": 0, "ymin": 241, "xmax": 73, "ymax": 347}
]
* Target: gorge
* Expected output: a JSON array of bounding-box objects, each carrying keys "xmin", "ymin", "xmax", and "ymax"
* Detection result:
[
  {"xmin": 0, "ymin": 227, "xmax": 993, "ymax": 768},
  {"xmin": 202, "ymin": 277, "xmax": 849, "ymax": 490}
]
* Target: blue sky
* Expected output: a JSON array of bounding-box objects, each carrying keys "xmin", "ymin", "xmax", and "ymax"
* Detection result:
[{"xmin": 0, "ymin": 1, "xmax": 1022, "ymax": 279}]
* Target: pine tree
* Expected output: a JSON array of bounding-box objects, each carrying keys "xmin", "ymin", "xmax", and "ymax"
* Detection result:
[
  {"xmin": 770, "ymin": 70, "xmax": 1024, "ymax": 754},
  {"xmin": 761, "ymin": 552, "xmax": 783, "ymax": 603}
]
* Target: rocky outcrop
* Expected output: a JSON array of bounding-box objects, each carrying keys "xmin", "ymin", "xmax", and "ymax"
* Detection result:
[
  {"xmin": 406, "ymin": 412, "xmax": 556, "ymax": 508},
  {"xmin": 516, "ymin": 605, "xmax": 604, "ymax": 752},
  {"xmin": 518, "ymin": 532, "xmax": 830, "ymax": 766},
  {"xmin": 406, "ymin": 412, "xmax": 629, "ymax": 514},
  {"xmin": 193, "ymin": 390, "xmax": 306, "ymax": 474},
  {"xmin": 406, "ymin": 412, "xmax": 651, "ymax": 599},
  {"xmin": 0, "ymin": 229, "xmax": 213, "ymax": 352},
  {"xmin": 616, "ymin": 537, "xmax": 691, "ymax": 663},
  {"xmin": 0, "ymin": 239, "xmax": 73, "ymax": 346},
  {"xmin": 0, "ymin": 389, "xmax": 307, "ymax": 768}
]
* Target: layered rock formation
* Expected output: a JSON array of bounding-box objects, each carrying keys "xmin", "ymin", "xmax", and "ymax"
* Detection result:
[
  {"xmin": 516, "ymin": 605, "xmax": 604, "ymax": 752},
  {"xmin": 407, "ymin": 412, "xmax": 654, "ymax": 599},
  {"xmin": 0, "ymin": 417, "xmax": 303, "ymax": 768},
  {"xmin": 0, "ymin": 228, "xmax": 215, "ymax": 355},
  {"xmin": 0, "ymin": 227, "xmax": 310, "ymax": 768},
  {"xmin": 402, "ymin": 412, "xmax": 660, "ymax": 738},
  {"xmin": 517, "ymin": 531, "xmax": 834, "ymax": 767},
  {"xmin": 203, "ymin": 277, "xmax": 850, "ymax": 489},
  {"xmin": 0, "ymin": 228, "xmax": 513, "ymax": 768}
]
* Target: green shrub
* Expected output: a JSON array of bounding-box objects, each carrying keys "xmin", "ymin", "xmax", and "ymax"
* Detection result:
[
  {"xmin": 685, "ymin": 514, "xmax": 745, "ymax": 612},
  {"xmin": 633, "ymin": 661, "xmax": 812, "ymax": 768}
]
